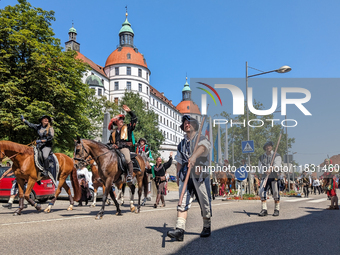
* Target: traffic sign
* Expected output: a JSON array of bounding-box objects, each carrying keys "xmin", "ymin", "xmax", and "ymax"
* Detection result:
[
  {"xmin": 235, "ymin": 166, "xmax": 248, "ymax": 181},
  {"xmin": 242, "ymin": 140, "xmax": 254, "ymax": 153}
]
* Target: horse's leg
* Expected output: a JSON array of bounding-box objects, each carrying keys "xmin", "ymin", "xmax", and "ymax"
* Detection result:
[
  {"xmin": 13, "ymin": 178, "xmax": 26, "ymax": 216},
  {"xmin": 128, "ymin": 183, "xmax": 136, "ymax": 212},
  {"xmin": 25, "ymin": 177, "xmax": 42, "ymax": 211},
  {"xmin": 91, "ymin": 183, "xmax": 98, "ymax": 207},
  {"xmin": 96, "ymin": 178, "xmax": 113, "ymax": 220},
  {"xmin": 58, "ymin": 182, "xmax": 74, "ymax": 211},
  {"xmin": 109, "ymin": 187, "xmax": 121, "ymax": 216},
  {"xmin": 136, "ymin": 174, "xmax": 144, "ymax": 213},
  {"xmin": 45, "ymin": 176, "xmax": 66, "ymax": 213}
]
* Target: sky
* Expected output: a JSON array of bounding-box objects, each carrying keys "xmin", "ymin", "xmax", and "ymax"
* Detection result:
[{"xmin": 2, "ymin": 0, "xmax": 340, "ymax": 168}]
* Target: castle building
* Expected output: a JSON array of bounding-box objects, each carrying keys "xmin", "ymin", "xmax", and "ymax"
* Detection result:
[{"xmin": 65, "ymin": 12, "xmax": 201, "ymax": 159}]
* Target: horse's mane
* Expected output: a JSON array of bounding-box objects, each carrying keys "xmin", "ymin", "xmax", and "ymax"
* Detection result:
[
  {"xmin": 0, "ymin": 141, "xmax": 34, "ymax": 155},
  {"xmin": 83, "ymin": 139, "xmax": 110, "ymax": 150}
]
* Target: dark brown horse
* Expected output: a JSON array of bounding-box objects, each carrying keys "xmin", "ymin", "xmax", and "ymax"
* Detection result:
[
  {"xmin": 0, "ymin": 141, "xmax": 81, "ymax": 215},
  {"xmin": 74, "ymin": 138, "xmax": 146, "ymax": 219}
]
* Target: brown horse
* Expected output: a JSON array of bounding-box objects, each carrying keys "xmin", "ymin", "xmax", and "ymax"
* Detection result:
[
  {"xmin": 0, "ymin": 141, "xmax": 81, "ymax": 215},
  {"xmin": 74, "ymin": 138, "xmax": 146, "ymax": 219}
]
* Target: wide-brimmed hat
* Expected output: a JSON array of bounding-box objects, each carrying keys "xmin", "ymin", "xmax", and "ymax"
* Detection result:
[
  {"xmin": 180, "ymin": 115, "xmax": 199, "ymax": 131},
  {"xmin": 263, "ymin": 141, "xmax": 274, "ymax": 150},
  {"xmin": 108, "ymin": 114, "xmax": 125, "ymax": 130},
  {"xmin": 39, "ymin": 115, "xmax": 52, "ymax": 124},
  {"xmin": 138, "ymin": 138, "xmax": 147, "ymax": 144}
]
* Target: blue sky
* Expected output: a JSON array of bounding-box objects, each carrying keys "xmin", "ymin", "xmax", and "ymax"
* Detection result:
[{"xmin": 2, "ymin": 0, "xmax": 340, "ymax": 167}]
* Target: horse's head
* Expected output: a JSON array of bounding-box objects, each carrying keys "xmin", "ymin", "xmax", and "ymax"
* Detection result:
[{"xmin": 73, "ymin": 137, "xmax": 91, "ymax": 169}]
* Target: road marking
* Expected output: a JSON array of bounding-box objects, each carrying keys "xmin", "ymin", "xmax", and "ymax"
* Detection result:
[
  {"xmin": 284, "ymin": 198, "xmax": 312, "ymax": 202},
  {"xmin": 0, "ymin": 203, "xmax": 231, "ymax": 226},
  {"xmin": 307, "ymin": 198, "xmax": 327, "ymax": 203},
  {"xmin": 0, "ymin": 215, "xmax": 93, "ymax": 226}
]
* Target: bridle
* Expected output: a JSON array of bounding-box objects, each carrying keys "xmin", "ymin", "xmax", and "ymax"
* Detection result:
[{"xmin": 73, "ymin": 139, "xmax": 111, "ymax": 166}]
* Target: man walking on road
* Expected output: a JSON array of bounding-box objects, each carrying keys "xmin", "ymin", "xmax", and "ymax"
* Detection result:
[
  {"xmin": 167, "ymin": 115, "xmax": 211, "ymax": 241},
  {"xmin": 258, "ymin": 141, "xmax": 282, "ymax": 217}
]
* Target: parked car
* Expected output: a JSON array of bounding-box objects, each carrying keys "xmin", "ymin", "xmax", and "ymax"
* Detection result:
[
  {"xmin": 0, "ymin": 167, "xmax": 55, "ymax": 203},
  {"xmin": 56, "ymin": 175, "xmax": 104, "ymax": 202}
]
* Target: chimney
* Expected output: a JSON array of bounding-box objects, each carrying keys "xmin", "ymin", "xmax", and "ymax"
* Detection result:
[{"xmin": 161, "ymin": 92, "xmax": 164, "ymax": 96}]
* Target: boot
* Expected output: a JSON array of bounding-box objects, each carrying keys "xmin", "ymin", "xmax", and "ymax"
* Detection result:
[
  {"xmin": 126, "ymin": 162, "xmax": 134, "ymax": 183},
  {"xmin": 2, "ymin": 203, "xmax": 12, "ymax": 209},
  {"xmin": 155, "ymin": 194, "xmax": 161, "ymax": 208},
  {"xmin": 273, "ymin": 210, "xmax": 279, "ymax": 216},
  {"xmin": 258, "ymin": 209, "xmax": 268, "ymax": 217},
  {"xmin": 200, "ymin": 226, "xmax": 211, "ymax": 237},
  {"xmin": 42, "ymin": 158, "xmax": 49, "ymax": 177},
  {"xmin": 167, "ymin": 228, "xmax": 184, "ymax": 241}
]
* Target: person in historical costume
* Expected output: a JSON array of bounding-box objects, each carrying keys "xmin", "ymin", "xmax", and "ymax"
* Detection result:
[
  {"xmin": 21, "ymin": 114, "xmax": 54, "ymax": 177},
  {"xmin": 77, "ymin": 162, "xmax": 92, "ymax": 206},
  {"xmin": 258, "ymin": 141, "xmax": 282, "ymax": 217},
  {"xmin": 135, "ymin": 138, "xmax": 152, "ymax": 170},
  {"xmin": 322, "ymin": 158, "xmax": 339, "ymax": 209},
  {"xmin": 167, "ymin": 115, "xmax": 211, "ymax": 241},
  {"xmin": 107, "ymin": 105, "xmax": 137, "ymax": 183},
  {"xmin": 150, "ymin": 153, "xmax": 172, "ymax": 208}
]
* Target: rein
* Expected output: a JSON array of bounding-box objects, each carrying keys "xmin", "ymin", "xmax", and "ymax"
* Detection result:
[{"xmin": 74, "ymin": 140, "xmax": 112, "ymax": 165}]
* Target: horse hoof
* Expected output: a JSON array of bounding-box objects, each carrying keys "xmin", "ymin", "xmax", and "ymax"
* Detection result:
[
  {"xmin": 130, "ymin": 206, "xmax": 136, "ymax": 212},
  {"xmin": 13, "ymin": 211, "xmax": 21, "ymax": 216},
  {"xmin": 135, "ymin": 209, "xmax": 140, "ymax": 214},
  {"xmin": 67, "ymin": 205, "xmax": 73, "ymax": 211},
  {"xmin": 116, "ymin": 211, "xmax": 122, "ymax": 216},
  {"xmin": 90, "ymin": 204, "xmax": 96, "ymax": 208},
  {"xmin": 36, "ymin": 204, "xmax": 42, "ymax": 211},
  {"xmin": 141, "ymin": 202, "xmax": 145, "ymax": 206},
  {"xmin": 44, "ymin": 208, "xmax": 51, "ymax": 213},
  {"xmin": 95, "ymin": 215, "xmax": 103, "ymax": 220}
]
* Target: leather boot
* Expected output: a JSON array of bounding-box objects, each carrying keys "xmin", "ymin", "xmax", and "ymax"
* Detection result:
[
  {"xmin": 126, "ymin": 162, "xmax": 134, "ymax": 183},
  {"xmin": 258, "ymin": 209, "xmax": 268, "ymax": 217},
  {"xmin": 167, "ymin": 228, "xmax": 184, "ymax": 241},
  {"xmin": 42, "ymin": 158, "xmax": 49, "ymax": 177},
  {"xmin": 200, "ymin": 226, "xmax": 211, "ymax": 237},
  {"xmin": 2, "ymin": 203, "xmax": 12, "ymax": 209}
]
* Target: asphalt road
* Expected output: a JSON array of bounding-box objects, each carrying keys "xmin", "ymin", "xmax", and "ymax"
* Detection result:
[{"xmin": 0, "ymin": 192, "xmax": 339, "ymax": 255}]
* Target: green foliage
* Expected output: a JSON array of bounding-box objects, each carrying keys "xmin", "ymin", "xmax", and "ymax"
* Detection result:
[
  {"xmin": 215, "ymin": 100, "xmax": 295, "ymax": 168},
  {"xmin": 119, "ymin": 91, "xmax": 164, "ymax": 158},
  {"xmin": 0, "ymin": 0, "xmax": 115, "ymax": 150}
]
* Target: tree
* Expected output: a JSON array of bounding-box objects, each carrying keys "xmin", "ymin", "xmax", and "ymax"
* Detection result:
[
  {"xmin": 217, "ymin": 100, "xmax": 295, "ymax": 169},
  {"xmin": 0, "ymin": 0, "xmax": 103, "ymax": 150},
  {"xmin": 119, "ymin": 91, "xmax": 164, "ymax": 158}
]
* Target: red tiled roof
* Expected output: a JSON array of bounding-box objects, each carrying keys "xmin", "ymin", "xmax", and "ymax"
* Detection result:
[
  {"xmin": 105, "ymin": 47, "xmax": 148, "ymax": 69},
  {"xmin": 176, "ymin": 100, "xmax": 201, "ymax": 115},
  {"xmin": 76, "ymin": 52, "xmax": 107, "ymax": 78},
  {"xmin": 149, "ymin": 85, "xmax": 178, "ymax": 111}
]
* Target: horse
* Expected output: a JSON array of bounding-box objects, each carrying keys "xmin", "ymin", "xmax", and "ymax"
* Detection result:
[
  {"xmin": 0, "ymin": 141, "xmax": 81, "ymax": 215},
  {"xmin": 215, "ymin": 171, "xmax": 235, "ymax": 196},
  {"xmin": 73, "ymin": 138, "xmax": 146, "ymax": 219}
]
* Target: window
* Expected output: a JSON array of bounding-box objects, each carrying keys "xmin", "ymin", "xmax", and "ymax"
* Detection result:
[
  {"xmin": 160, "ymin": 116, "xmax": 162, "ymax": 122},
  {"xmin": 167, "ymin": 120, "xmax": 169, "ymax": 126},
  {"xmin": 127, "ymin": 82, "xmax": 131, "ymax": 91},
  {"xmin": 138, "ymin": 69, "xmax": 142, "ymax": 77},
  {"xmin": 114, "ymin": 82, "xmax": 119, "ymax": 90},
  {"xmin": 146, "ymin": 87, "xmax": 149, "ymax": 95},
  {"xmin": 127, "ymin": 53, "xmax": 131, "ymax": 59},
  {"xmin": 167, "ymin": 132, "xmax": 169, "ymax": 139},
  {"xmin": 153, "ymin": 99, "xmax": 155, "ymax": 105},
  {"xmin": 157, "ymin": 102, "xmax": 158, "ymax": 108},
  {"xmin": 102, "ymin": 79, "xmax": 104, "ymax": 85},
  {"xmin": 170, "ymin": 134, "xmax": 172, "ymax": 140},
  {"xmin": 115, "ymin": 67, "xmax": 119, "ymax": 75},
  {"xmin": 146, "ymin": 102, "xmax": 148, "ymax": 108},
  {"xmin": 146, "ymin": 72, "xmax": 149, "ymax": 81},
  {"xmin": 138, "ymin": 83, "xmax": 142, "ymax": 92},
  {"xmin": 114, "ymin": 97, "xmax": 118, "ymax": 105},
  {"xmin": 127, "ymin": 67, "xmax": 131, "ymax": 75},
  {"xmin": 98, "ymin": 88, "xmax": 102, "ymax": 96}
]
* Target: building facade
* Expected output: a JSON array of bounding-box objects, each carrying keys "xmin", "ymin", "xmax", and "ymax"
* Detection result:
[{"xmin": 65, "ymin": 12, "xmax": 201, "ymax": 160}]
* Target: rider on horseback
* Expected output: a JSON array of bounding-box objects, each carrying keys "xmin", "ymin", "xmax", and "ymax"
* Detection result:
[
  {"xmin": 21, "ymin": 114, "xmax": 54, "ymax": 177},
  {"xmin": 107, "ymin": 105, "xmax": 137, "ymax": 183}
]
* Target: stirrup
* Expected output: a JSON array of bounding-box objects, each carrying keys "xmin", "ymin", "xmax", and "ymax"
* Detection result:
[{"xmin": 126, "ymin": 175, "xmax": 132, "ymax": 183}]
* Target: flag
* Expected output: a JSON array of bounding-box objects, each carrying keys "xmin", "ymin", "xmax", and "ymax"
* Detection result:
[{"xmin": 213, "ymin": 135, "xmax": 218, "ymax": 163}]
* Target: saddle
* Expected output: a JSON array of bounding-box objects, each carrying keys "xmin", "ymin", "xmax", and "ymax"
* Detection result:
[
  {"xmin": 109, "ymin": 147, "xmax": 141, "ymax": 174},
  {"xmin": 33, "ymin": 146, "xmax": 59, "ymax": 187}
]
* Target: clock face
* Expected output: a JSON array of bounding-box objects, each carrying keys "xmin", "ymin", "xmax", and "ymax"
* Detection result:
[{"xmin": 74, "ymin": 44, "xmax": 80, "ymax": 51}]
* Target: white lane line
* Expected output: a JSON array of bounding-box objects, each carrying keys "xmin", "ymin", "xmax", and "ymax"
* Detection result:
[
  {"xmin": 1, "ymin": 203, "xmax": 231, "ymax": 226},
  {"xmin": 0, "ymin": 215, "xmax": 93, "ymax": 226},
  {"xmin": 284, "ymin": 198, "xmax": 312, "ymax": 202},
  {"xmin": 307, "ymin": 198, "xmax": 327, "ymax": 203}
]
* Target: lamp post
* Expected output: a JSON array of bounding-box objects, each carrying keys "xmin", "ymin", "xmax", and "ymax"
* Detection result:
[{"xmin": 246, "ymin": 62, "xmax": 291, "ymax": 194}]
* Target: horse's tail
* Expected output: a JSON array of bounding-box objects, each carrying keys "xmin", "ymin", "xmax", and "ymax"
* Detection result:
[
  {"xmin": 70, "ymin": 166, "xmax": 81, "ymax": 202},
  {"xmin": 143, "ymin": 170, "xmax": 148, "ymax": 198}
]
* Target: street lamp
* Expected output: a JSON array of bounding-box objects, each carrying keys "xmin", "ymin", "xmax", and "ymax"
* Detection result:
[{"xmin": 246, "ymin": 62, "xmax": 291, "ymax": 194}]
